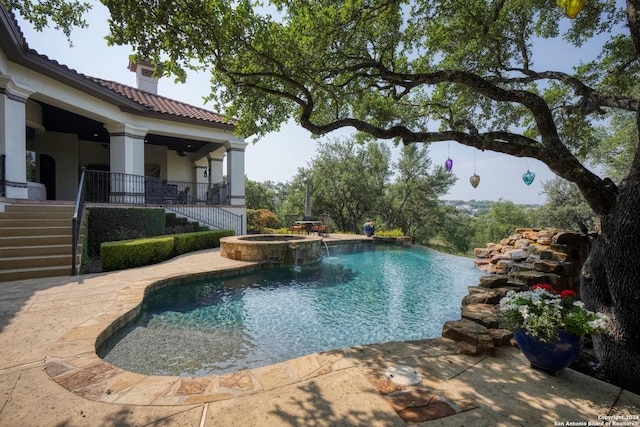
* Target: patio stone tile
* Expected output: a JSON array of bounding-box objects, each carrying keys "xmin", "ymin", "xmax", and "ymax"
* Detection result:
[
  {"xmin": 111, "ymin": 375, "xmax": 180, "ymax": 405},
  {"xmin": 251, "ymin": 362, "xmax": 292, "ymax": 390},
  {"xmin": 53, "ymin": 362, "xmax": 123, "ymax": 391},
  {"xmin": 219, "ymin": 371, "xmax": 254, "ymax": 391},
  {"xmin": 103, "ymin": 371, "xmax": 147, "ymax": 396},
  {"xmin": 44, "ymin": 360, "xmax": 73, "ymax": 378},
  {"xmin": 184, "ymin": 392, "xmax": 235, "ymax": 404},
  {"xmin": 176, "ymin": 376, "xmax": 214, "ymax": 395}
]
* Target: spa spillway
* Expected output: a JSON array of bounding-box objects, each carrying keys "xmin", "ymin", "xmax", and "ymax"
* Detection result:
[{"xmin": 219, "ymin": 234, "xmax": 323, "ymax": 265}]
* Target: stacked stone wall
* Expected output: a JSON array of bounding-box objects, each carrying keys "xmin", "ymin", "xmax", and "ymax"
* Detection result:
[{"xmin": 441, "ymin": 228, "xmax": 591, "ymax": 356}]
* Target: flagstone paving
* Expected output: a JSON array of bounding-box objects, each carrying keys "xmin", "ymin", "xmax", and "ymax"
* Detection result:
[{"xmin": 1, "ymin": 235, "xmax": 639, "ymax": 426}]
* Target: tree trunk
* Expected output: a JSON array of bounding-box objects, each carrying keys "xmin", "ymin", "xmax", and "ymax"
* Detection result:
[{"xmin": 580, "ymin": 172, "xmax": 640, "ymax": 393}]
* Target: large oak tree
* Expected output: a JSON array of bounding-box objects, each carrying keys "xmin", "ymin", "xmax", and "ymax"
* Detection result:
[{"xmin": 7, "ymin": 0, "xmax": 640, "ymax": 391}]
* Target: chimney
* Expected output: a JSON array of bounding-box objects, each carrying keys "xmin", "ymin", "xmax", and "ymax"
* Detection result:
[{"xmin": 127, "ymin": 59, "xmax": 159, "ymax": 94}]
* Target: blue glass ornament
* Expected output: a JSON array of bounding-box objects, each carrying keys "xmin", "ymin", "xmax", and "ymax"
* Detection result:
[{"xmin": 522, "ymin": 170, "xmax": 535, "ymax": 186}]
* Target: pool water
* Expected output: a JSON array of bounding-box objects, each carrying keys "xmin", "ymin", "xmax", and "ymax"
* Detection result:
[{"xmin": 99, "ymin": 243, "xmax": 483, "ymax": 377}]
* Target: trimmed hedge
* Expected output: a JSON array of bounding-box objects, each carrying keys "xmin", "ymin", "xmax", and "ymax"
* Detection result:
[
  {"xmin": 100, "ymin": 230, "xmax": 234, "ymax": 272},
  {"xmin": 174, "ymin": 230, "xmax": 235, "ymax": 255},
  {"xmin": 87, "ymin": 207, "xmax": 166, "ymax": 256}
]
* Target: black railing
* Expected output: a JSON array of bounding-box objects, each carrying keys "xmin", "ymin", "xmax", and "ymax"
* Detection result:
[
  {"xmin": 71, "ymin": 170, "xmax": 243, "ymax": 274},
  {"xmin": 0, "ymin": 154, "xmax": 5, "ymax": 197},
  {"xmin": 71, "ymin": 168, "xmax": 88, "ymax": 275}
]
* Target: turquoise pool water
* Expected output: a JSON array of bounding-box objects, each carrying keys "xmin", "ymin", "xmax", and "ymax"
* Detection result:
[{"xmin": 99, "ymin": 243, "xmax": 484, "ymax": 376}]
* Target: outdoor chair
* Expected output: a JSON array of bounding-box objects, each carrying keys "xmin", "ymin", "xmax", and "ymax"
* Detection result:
[
  {"xmin": 285, "ymin": 214, "xmax": 305, "ymax": 234},
  {"xmin": 312, "ymin": 214, "xmax": 330, "ymax": 237},
  {"xmin": 177, "ymin": 186, "xmax": 190, "ymax": 204}
]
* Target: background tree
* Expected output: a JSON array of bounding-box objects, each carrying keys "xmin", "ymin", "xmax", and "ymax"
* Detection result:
[
  {"xmin": 306, "ymin": 138, "xmax": 391, "ymax": 233},
  {"xmin": 533, "ymin": 178, "xmax": 597, "ymax": 231},
  {"xmin": 245, "ymin": 178, "xmax": 276, "ymax": 211},
  {"xmin": 379, "ymin": 144, "xmax": 456, "ymax": 236},
  {"xmin": 12, "ymin": 0, "xmax": 640, "ymax": 391},
  {"xmin": 470, "ymin": 200, "xmax": 535, "ymax": 250}
]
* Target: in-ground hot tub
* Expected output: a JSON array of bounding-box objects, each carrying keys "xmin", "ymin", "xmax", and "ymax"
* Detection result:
[{"xmin": 220, "ymin": 234, "xmax": 323, "ymax": 265}]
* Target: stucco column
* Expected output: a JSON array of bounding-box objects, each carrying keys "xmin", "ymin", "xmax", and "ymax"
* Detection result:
[
  {"xmin": 225, "ymin": 139, "xmax": 246, "ymax": 207},
  {"xmin": 0, "ymin": 75, "xmax": 34, "ymax": 199},
  {"xmin": 104, "ymin": 123, "xmax": 148, "ymax": 203}
]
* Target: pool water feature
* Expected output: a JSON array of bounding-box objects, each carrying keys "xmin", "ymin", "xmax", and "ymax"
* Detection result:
[
  {"xmin": 219, "ymin": 234, "xmax": 323, "ymax": 265},
  {"xmin": 99, "ymin": 243, "xmax": 484, "ymax": 377}
]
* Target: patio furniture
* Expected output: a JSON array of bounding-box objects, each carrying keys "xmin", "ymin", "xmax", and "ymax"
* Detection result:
[
  {"xmin": 311, "ymin": 214, "xmax": 330, "ymax": 236},
  {"xmin": 296, "ymin": 220, "xmax": 321, "ymax": 235},
  {"xmin": 285, "ymin": 214, "xmax": 305, "ymax": 234},
  {"xmin": 177, "ymin": 186, "xmax": 190, "ymax": 204}
]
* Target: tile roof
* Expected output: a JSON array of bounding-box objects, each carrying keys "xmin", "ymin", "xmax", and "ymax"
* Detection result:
[
  {"xmin": 0, "ymin": 5, "xmax": 235, "ymax": 129},
  {"xmin": 90, "ymin": 77, "xmax": 236, "ymax": 127}
]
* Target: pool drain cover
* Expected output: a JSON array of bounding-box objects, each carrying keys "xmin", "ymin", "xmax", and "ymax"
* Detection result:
[{"xmin": 385, "ymin": 365, "xmax": 423, "ymax": 386}]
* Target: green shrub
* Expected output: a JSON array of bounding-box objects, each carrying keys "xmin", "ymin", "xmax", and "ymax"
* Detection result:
[
  {"xmin": 100, "ymin": 230, "xmax": 235, "ymax": 271},
  {"xmin": 101, "ymin": 236, "xmax": 174, "ymax": 272},
  {"xmin": 87, "ymin": 208, "xmax": 166, "ymax": 256},
  {"xmin": 374, "ymin": 228, "xmax": 405, "ymax": 237},
  {"xmin": 174, "ymin": 230, "xmax": 235, "ymax": 255}
]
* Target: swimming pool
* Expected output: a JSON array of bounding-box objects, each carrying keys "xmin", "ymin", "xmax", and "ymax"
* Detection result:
[{"xmin": 98, "ymin": 243, "xmax": 483, "ymax": 377}]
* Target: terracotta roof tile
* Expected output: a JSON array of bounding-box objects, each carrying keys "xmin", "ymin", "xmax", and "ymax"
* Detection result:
[
  {"xmin": 90, "ymin": 77, "xmax": 235, "ymax": 126},
  {"xmin": 1, "ymin": 5, "xmax": 234, "ymax": 128}
]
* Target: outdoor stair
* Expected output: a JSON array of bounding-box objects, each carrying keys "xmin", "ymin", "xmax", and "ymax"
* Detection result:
[{"xmin": 0, "ymin": 204, "xmax": 83, "ymax": 282}]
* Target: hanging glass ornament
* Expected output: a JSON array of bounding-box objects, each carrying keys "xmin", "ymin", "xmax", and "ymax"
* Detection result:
[
  {"xmin": 470, "ymin": 150, "xmax": 480, "ymax": 188},
  {"xmin": 522, "ymin": 170, "xmax": 535, "ymax": 186},
  {"xmin": 557, "ymin": 0, "xmax": 584, "ymax": 19},
  {"xmin": 445, "ymin": 158, "xmax": 453, "ymax": 172},
  {"xmin": 444, "ymin": 142, "xmax": 453, "ymax": 172}
]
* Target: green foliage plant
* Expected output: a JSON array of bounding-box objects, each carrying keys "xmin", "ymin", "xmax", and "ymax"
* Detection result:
[
  {"xmin": 174, "ymin": 230, "xmax": 234, "ymax": 255},
  {"xmin": 101, "ymin": 236, "xmax": 175, "ymax": 272},
  {"xmin": 101, "ymin": 230, "xmax": 234, "ymax": 271},
  {"xmin": 247, "ymin": 208, "xmax": 280, "ymax": 232}
]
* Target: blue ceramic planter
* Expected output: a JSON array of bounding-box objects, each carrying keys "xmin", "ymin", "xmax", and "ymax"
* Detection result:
[
  {"xmin": 363, "ymin": 225, "xmax": 375, "ymax": 237},
  {"xmin": 514, "ymin": 330, "xmax": 584, "ymax": 372}
]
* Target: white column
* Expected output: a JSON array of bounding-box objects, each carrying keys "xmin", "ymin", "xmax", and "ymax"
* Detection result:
[
  {"xmin": 225, "ymin": 139, "xmax": 246, "ymax": 207},
  {"xmin": 0, "ymin": 76, "xmax": 34, "ymax": 199},
  {"xmin": 104, "ymin": 123, "xmax": 148, "ymax": 203}
]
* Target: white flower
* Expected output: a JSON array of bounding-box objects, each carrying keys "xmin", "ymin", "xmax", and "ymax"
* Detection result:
[
  {"xmin": 588, "ymin": 318, "xmax": 608, "ymax": 330},
  {"xmin": 573, "ymin": 301, "xmax": 585, "ymax": 308}
]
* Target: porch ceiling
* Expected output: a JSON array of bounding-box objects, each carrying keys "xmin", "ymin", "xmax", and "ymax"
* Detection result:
[{"xmin": 38, "ymin": 101, "xmax": 224, "ymax": 153}]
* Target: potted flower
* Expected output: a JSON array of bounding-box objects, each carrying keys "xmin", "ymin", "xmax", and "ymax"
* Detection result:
[
  {"xmin": 498, "ymin": 284, "xmax": 609, "ymax": 372},
  {"xmin": 363, "ymin": 220, "xmax": 375, "ymax": 237}
]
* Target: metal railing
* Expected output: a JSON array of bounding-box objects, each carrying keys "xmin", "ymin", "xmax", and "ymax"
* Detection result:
[
  {"xmin": 0, "ymin": 154, "xmax": 5, "ymax": 197},
  {"xmin": 70, "ymin": 169, "xmax": 243, "ymax": 274},
  {"xmin": 164, "ymin": 192, "xmax": 243, "ymax": 234},
  {"xmin": 71, "ymin": 168, "xmax": 88, "ymax": 275}
]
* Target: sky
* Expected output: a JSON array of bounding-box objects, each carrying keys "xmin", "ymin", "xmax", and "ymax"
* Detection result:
[{"xmin": 13, "ymin": 2, "xmax": 615, "ymax": 205}]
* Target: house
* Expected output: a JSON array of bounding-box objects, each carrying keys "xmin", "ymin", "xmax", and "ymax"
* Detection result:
[{"xmin": 0, "ymin": 4, "xmax": 247, "ymax": 234}]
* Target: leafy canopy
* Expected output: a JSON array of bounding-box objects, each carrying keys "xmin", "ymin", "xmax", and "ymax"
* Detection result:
[
  {"xmin": 5, "ymin": 0, "xmax": 637, "ymax": 215},
  {"xmin": 94, "ymin": 0, "xmax": 634, "ymax": 213}
]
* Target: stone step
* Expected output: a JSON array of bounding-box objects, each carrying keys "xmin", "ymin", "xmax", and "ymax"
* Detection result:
[
  {"xmin": 0, "ymin": 211, "xmax": 74, "ymax": 220},
  {"xmin": 0, "ymin": 254, "xmax": 78, "ymax": 270},
  {"xmin": 4, "ymin": 204, "xmax": 74, "ymax": 213},
  {"xmin": 0, "ymin": 218, "xmax": 71, "ymax": 228},
  {"xmin": 0, "ymin": 265, "xmax": 74, "ymax": 282},
  {"xmin": 0, "ymin": 204, "xmax": 83, "ymax": 281},
  {"xmin": 0, "ymin": 235, "xmax": 73, "ymax": 246},
  {"xmin": 461, "ymin": 303, "xmax": 499, "ymax": 329},
  {"xmin": 0, "ymin": 226, "xmax": 71, "ymax": 237},
  {"xmin": 0, "ymin": 244, "xmax": 72, "ymax": 257}
]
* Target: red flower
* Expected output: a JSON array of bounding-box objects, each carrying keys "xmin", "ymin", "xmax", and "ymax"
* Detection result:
[
  {"xmin": 532, "ymin": 284, "xmax": 553, "ymax": 291},
  {"xmin": 561, "ymin": 290, "xmax": 577, "ymax": 299}
]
